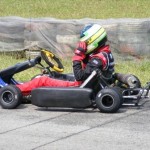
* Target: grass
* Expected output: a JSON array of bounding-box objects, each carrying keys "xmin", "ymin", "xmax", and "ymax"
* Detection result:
[
  {"xmin": 0, "ymin": 0, "xmax": 150, "ymax": 19},
  {"xmin": 115, "ymin": 59, "xmax": 150, "ymax": 85},
  {"xmin": 0, "ymin": 53, "xmax": 149, "ymax": 86},
  {"xmin": 0, "ymin": 53, "xmax": 73, "ymax": 82}
]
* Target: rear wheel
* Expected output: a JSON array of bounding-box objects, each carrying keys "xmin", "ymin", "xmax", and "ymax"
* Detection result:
[
  {"xmin": 96, "ymin": 87, "xmax": 123, "ymax": 113},
  {"xmin": 0, "ymin": 85, "xmax": 22, "ymax": 109}
]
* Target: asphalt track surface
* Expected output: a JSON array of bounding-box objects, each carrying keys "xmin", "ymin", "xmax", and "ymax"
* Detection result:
[{"xmin": 0, "ymin": 98, "xmax": 150, "ymax": 150}]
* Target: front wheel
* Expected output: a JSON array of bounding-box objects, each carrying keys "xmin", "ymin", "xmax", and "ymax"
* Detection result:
[
  {"xmin": 0, "ymin": 85, "xmax": 22, "ymax": 109},
  {"xmin": 96, "ymin": 87, "xmax": 123, "ymax": 113}
]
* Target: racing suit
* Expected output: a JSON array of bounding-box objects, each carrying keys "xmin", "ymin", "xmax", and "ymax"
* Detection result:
[{"xmin": 16, "ymin": 45, "xmax": 115, "ymax": 94}]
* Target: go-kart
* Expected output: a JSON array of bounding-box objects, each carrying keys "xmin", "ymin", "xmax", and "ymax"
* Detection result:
[{"xmin": 0, "ymin": 50, "xmax": 149, "ymax": 113}]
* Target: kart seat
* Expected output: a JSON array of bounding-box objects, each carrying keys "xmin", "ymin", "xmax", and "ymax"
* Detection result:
[
  {"xmin": 50, "ymin": 72, "xmax": 75, "ymax": 81},
  {"xmin": 51, "ymin": 70, "xmax": 98, "ymax": 88},
  {"xmin": 0, "ymin": 56, "xmax": 41, "ymax": 83}
]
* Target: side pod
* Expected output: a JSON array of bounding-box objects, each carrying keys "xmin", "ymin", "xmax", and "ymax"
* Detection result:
[{"xmin": 31, "ymin": 87, "xmax": 93, "ymax": 108}]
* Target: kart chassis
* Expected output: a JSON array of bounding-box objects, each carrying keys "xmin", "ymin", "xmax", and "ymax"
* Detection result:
[{"xmin": 0, "ymin": 54, "xmax": 149, "ymax": 113}]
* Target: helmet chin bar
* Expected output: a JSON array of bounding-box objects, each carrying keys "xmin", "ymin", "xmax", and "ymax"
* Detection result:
[{"xmin": 41, "ymin": 49, "xmax": 64, "ymax": 73}]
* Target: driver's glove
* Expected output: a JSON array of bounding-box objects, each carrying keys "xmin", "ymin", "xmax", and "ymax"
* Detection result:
[{"xmin": 72, "ymin": 41, "xmax": 87, "ymax": 61}]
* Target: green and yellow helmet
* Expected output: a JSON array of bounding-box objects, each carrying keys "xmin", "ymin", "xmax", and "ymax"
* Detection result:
[{"xmin": 80, "ymin": 24, "xmax": 107, "ymax": 54}]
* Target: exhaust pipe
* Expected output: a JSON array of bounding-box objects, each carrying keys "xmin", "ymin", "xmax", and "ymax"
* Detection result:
[{"xmin": 115, "ymin": 73, "xmax": 141, "ymax": 88}]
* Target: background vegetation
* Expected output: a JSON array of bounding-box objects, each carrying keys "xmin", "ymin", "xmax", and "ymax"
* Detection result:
[
  {"xmin": 0, "ymin": 0, "xmax": 150, "ymax": 85},
  {"xmin": 0, "ymin": 0, "xmax": 150, "ymax": 18}
]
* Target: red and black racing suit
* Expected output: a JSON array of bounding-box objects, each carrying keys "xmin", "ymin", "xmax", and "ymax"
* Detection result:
[{"xmin": 16, "ymin": 45, "xmax": 115, "ymax": 94}]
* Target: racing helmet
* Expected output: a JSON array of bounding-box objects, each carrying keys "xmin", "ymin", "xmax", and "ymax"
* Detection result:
[{"xmin": 80, "ymin": 24, "xmax": 107, "ymax": 54}]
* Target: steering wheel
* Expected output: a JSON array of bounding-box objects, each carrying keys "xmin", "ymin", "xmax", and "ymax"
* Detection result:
[{"xmin": 41, "ymin": 49, "xmax": 64, "ymax": 73}]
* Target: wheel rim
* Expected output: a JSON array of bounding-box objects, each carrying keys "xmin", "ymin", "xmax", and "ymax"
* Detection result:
[
  {"xmin": 101, "ymin": 94, "xmax": 114, "ymax": 108},
  {"xmin": 2, "ymin": 91, "xmax": 14, "ymax": 104}
]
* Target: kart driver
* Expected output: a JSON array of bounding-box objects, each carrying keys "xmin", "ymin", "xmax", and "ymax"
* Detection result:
[{"xmin": 16, "ymin": 24, "xmax": 115, "ymax": 93}]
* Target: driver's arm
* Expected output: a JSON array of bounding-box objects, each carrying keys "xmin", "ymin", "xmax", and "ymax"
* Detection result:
[
  {"xmin": 73, "ymin": 58, "xmax": 103, "ymax": 81},
  {"xmin": 72, "ymin": 41, "xmax": 103, "ymax": 81}
]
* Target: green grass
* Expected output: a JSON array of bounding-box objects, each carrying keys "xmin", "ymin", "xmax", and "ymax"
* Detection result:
[
  {"xmin": 0, "ymin": 0, "xmax": 150, "ymax": 18},
  {"xmin": 115, "ymin": 60, "xmax": 150, "ymax": 85},
  {"xmin": 0, "ymin": 53, "xmax": 73, "ymax": 82},
  {"xmin": 0, "ymin": 54, "xmax": 149, "ymax": 86}
]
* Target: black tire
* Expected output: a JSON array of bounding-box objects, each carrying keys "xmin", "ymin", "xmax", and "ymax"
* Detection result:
[
  {"xmin": 113, "ymin": 86, "xmax": 124, "ymax": 105},
  {"xmin": 0, "ymin": 85, "xmax": 22, "ymax": 109},
  {"xmin": 96, "ymin": 87, "xmax": 123, "ymax": 113}
]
